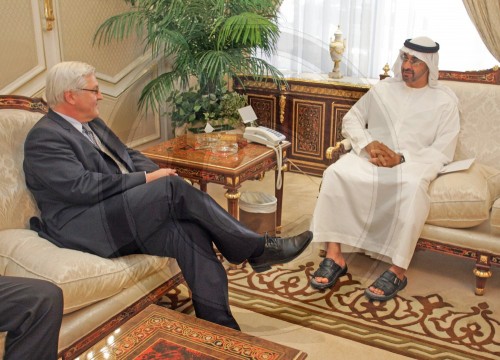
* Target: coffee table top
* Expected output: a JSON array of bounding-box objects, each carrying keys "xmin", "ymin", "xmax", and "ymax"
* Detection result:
[
  {"xmin": 142, "ymin": 135, "xmax": 291, "ymax": 174},
  {"xmin": 84, "ymin": 304, "xmax": 307, "ymax": 359}
]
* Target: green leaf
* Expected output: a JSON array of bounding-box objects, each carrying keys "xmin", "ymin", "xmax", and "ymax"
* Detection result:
[{"xmin": 95, "ymin": 0, "xmax": 284, "ymax": 119}]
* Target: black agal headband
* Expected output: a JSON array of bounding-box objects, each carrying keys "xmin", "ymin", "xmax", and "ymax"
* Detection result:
[{"xmin": 404, "ymin": 39, "xmax": 440, "ymax": 53}]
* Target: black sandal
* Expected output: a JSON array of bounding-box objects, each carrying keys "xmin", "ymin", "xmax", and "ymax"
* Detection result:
[
  {"xmin": 310, "ymin": 258, "xmax": 348, "ymax": 290},
  {"xmin": 364, "ymin": 270, "xmax": 407, "ymax": 301}
]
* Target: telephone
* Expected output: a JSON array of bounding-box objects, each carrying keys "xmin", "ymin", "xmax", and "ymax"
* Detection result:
[
  {"xmin": 243, "ymin": 126, "xmax": 286, "ymax": 190},
  {"xmin": 243, "ymin": 126, "xmax": 286, "ymax": 146}
]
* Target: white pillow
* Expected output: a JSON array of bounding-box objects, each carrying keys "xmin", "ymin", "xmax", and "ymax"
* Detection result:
[
  {"xmin": 0, "ymin": 229, "xmax": 173, "ymax": 314},
  {"xmin": 426, "ymin": 163, "xmax": 497, "ymax": 228}
]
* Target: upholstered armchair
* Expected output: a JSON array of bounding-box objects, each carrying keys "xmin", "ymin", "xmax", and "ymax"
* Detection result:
[
  {"xmin": 0, "ymin": 95, "xmax": 181, "ymax": 358},
  {"xmin": 325, "ymin": 68, "xmax": 500, "ymax": 295}
]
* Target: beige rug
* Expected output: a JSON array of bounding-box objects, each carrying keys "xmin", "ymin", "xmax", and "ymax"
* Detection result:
[
  {"xmin": 161, "ymin": 245, "xmax": 499, "ymax": 360},
  {"xmin": 160, "ymin": 171, "xmax": 500, "ymax": 360}
]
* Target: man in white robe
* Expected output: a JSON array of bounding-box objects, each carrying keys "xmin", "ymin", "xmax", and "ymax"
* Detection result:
[{"xmin": 310, "ymin": 36, "xmax": 460, "ymax": 301}]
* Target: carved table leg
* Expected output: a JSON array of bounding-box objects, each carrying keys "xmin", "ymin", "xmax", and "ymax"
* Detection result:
[
  {"xmin": 199, "ymin": 181, "xmax": 208, "ymax": 193},
  {"xmin": 224, "ymin": 189, "xmax": 241, "ymax": 220},
  {"xmin": 224, "ymin": 189, "xmax": 241, "ymax": 270},
  {"xmin": 472, "ymin": 254, "xmax": 492, "ymax": 295},
  {"xmin": 275, "ymin": 163, "xmax": 287, "ymax": 234}
]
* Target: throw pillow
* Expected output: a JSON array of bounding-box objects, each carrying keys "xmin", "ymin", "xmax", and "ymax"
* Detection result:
[{"xmin": 426, "ymin": 163, "xmax": 497, "ymax": 228}]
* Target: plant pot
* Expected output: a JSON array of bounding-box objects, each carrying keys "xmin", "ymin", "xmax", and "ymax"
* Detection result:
[{"xmin": 175, "ymin": 119, "xmax": 240, "ymax": 137}]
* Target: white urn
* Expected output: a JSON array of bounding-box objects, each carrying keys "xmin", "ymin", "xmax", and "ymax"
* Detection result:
[{"xmin": 329, "ymin": 26, "xmax": 346, "ymax": 79}]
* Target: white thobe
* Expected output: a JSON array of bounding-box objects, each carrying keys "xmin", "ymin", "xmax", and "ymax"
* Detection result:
[{"xmin": 311, "ymin": 79, "xmax": 460, "ymax": 269}]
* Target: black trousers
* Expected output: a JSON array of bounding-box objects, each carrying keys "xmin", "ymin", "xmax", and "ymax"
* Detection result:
[
  {"xmin": 0, "ymin": 276, "xmax": 63, "ymax": 360},
  {"xmin": 50, "ymin": 176, "xmax": 257, "ymax": 329},
  {"xmin": 122, "ymin": 176, "xmax": 264, "ymax": 329}
]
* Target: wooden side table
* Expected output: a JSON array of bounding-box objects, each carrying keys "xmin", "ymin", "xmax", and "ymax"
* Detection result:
[{"xmin": 141, "ymin": 135, "xmax": 291, "ymax": 232}]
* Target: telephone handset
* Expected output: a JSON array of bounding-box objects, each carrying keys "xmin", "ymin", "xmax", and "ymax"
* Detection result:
[{"xmin": 243, "ymin": 126, "xmax": 286, "ymax": 146}]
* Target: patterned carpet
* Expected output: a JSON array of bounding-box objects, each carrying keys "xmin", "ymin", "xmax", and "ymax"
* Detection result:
[
  {"xmin": 160, "ymin": 249, "xmax": 499, "ymax": 360},
  {"xmin": 159, "ymin": 172, "xmax": 499, "ymax": 359}
]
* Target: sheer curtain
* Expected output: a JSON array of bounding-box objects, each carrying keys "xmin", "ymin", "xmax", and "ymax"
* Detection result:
[
  {"xmin": 463, "ymin": 0, "xmax": 500, "ymax": 62},
  {"xmin": 261, "ymin": 0, "xmax": 499, "ymax": 80}
]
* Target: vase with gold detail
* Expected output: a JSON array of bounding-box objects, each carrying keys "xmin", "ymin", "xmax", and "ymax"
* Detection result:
[{"xmin": 329, "ymin": 26, "xmax": 346, "ymax": 79}]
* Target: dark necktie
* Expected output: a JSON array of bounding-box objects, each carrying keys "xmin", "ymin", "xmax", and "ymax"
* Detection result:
[{"xmin": 81, "ymin": 123, "xmax": 129, "ymax": 174}]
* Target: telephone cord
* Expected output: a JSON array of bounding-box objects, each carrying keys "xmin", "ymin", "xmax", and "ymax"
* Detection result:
[{"xmin": 267, "ymin": 143, "xmax": 283, "ymax": 190}]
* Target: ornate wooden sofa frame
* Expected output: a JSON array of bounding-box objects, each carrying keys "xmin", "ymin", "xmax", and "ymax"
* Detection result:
[
  {"xmin": 325, "ymin": 67, "xmax": 500, "ymax": 295},
  {"xmin": 0, "ymin": 95, "xmax": 182, "ymax": 359}
]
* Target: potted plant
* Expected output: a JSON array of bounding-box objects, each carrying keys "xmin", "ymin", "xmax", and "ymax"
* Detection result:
[
  {"xmin": 168, "ymin": 87, "xmax": 248, "ymax": 134},
  {"xmin": 94, "ymin": 0, "xmax": 285, "ymax": 133}
]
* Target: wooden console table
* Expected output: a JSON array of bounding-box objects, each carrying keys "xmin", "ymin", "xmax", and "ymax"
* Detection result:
[
  {"xmin": 142, "ymin": 135, "xmax": 291, "ymax": 231},
  {"xmin": 234, "ymin": 75, "xmax": 373, "ymax": 176}
]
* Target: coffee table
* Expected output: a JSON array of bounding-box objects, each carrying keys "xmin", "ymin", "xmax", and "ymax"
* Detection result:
[
  {"xmin": 142, "ymin": 135, "xmax": 291, "ymax": 231},
  {"xmin": 82, "ymin": 304, "xmax": 307, "ymax": 359}
]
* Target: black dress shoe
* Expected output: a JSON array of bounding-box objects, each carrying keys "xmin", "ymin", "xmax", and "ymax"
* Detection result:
[{"xmin": 248, "ymin": 230, "xmax": 313, "ymax": 273}]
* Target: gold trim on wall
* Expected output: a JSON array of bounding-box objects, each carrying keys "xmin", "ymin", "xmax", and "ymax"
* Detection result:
[{"xmin": 44, "ymin": 0, "xmax": 55, "ymax": 31}]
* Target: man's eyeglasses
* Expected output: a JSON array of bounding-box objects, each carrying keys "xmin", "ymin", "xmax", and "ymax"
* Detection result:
[
  {"xmin": 78, "ymin": 88, "xmax": 101, "ymax": 94},
  {"xmin": 400, "ymin": 54, "xmax": 424, "ymax": 66}
]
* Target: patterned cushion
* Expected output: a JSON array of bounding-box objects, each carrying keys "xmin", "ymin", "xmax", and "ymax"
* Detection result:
[
  {"xmin": 441, "ymin": 80, "xmax": 500, "ymax": 171},
  {"xmin": 426, "ymin": 163, "xmax": 498, "ymax": 228},
  {"xmin": 0, "ymin": 109, "xmax": 43, "ymax": 231}
]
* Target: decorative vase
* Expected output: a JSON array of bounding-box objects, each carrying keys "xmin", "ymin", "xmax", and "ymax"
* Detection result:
[{"xmin": 329, "ymin": 26, "xmax": 346, "ymax": 79}]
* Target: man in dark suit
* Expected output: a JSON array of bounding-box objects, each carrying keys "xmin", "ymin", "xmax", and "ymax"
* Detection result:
[
  {"xmin": 0, "ymin": 276, "xmax": 63, "ymax": 360},
  {"xmin": 23, "ymin": 61, "xmax": 312, "ymax": 330}
]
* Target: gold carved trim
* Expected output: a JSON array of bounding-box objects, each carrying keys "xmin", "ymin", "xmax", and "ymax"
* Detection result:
[
  {"xmin": 479, "ymin": 255, "xmax": 488, "ymax": 264},
  {"xmin": 239, "ymin": 75, "xmax": 371, "ymax": 90},
  {"xmin": 224, "ymin": 176, "xmax": 240, "ymax": 187},
  {"xmin": 224, "ymin": 192, "xmax": 241, "ymax": 200},
  {"xmin": 243, "ymin": 80, "xmax": 278, "ymax": 90},
  {"xmin": 240, "ymin": 79, "xmax": 369, "ymax": 98},
  {"xmin": 44, "ymin": 0, "xmax": 55, "ymax": 31},
  {"xmin": 475, "ymin": 287, "xmax": 485, "ymax": 295},
  {"xmin": 439, "ymin": 67, "xmax": 500, "ymax": 85},
  {"xmin": 472, "ymin": 268, "xmax": 492, "ymax": 278},
  {"xmin": 279, "ymin": 94, "xmax": 286, "ymax": 124},
  {"xmin": 290, "ymin": 84, "xmax": 365, "ymax": 99},
  {"xmin": 284, "ymin": 77, "xmax": 371, "ymax": 89},
  {"xmin": 326, "ymin": 142, "xmax": 342, "ymax": 160}
]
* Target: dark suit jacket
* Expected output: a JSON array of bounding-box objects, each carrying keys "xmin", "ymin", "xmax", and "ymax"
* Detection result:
[{"xmin": 23, "ymin": 109, "xmax": 159, "ymax": 256}]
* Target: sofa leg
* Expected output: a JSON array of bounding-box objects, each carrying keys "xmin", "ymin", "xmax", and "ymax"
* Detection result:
[{"xmin": 472, "ymin": 254, "xmax": 492, "ymax": 295}]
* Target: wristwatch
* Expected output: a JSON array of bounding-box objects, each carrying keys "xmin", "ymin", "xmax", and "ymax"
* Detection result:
[{"xmin": 399, "ymin": 154, "xmax": 405, "ymax": 164}]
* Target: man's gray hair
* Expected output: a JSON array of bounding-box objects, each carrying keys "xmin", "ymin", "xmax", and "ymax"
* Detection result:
[{"xmin": 45, "ymin": 61, "xmax": 96, "ymax": 107}]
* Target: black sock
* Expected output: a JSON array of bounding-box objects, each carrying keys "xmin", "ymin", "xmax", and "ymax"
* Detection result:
[{"xmin": 193, "ymin": 302, "xmax": 241, "ymax": 331}]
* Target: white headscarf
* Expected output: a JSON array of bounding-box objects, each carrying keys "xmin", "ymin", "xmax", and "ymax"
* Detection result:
[{"xmin": 392, "ymin": 36, "xmax": 440, "ymax": 88}]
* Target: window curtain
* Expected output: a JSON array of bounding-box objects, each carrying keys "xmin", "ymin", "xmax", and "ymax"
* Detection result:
[
  {"xmin": 261, "ymin": 0, "xmax": 498, "ymax": 80},
  {"xmin": 260, "ymin": 0, "xmax": 402, "ymax": 80},
  {"xmin": 462, "ymin": 0, "xmax": 500, "ymax": 62}
]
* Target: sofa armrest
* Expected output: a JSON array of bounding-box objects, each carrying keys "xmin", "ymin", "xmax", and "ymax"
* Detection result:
[
  {"xmin": 326, "ymin": 138, "xmax": 351, "ymax": 163},
  {"xmin": 491, "ymin": 197, "xmax": 500, "ymax": 233}
]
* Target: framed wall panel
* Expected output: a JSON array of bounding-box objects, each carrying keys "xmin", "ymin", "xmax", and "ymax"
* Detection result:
[
  {"xmin": 0, "ymin": 0, "xmax": 46, "ymax": 94},
  {"xmin": 0, "ymin": 0, "xmax": 164, "ymax": 146}
]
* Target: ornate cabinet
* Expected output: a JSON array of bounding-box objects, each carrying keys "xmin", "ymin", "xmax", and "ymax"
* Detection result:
[{"xmin": 234, "ymin": 76, "xmax": 372, "ymax": 176}]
